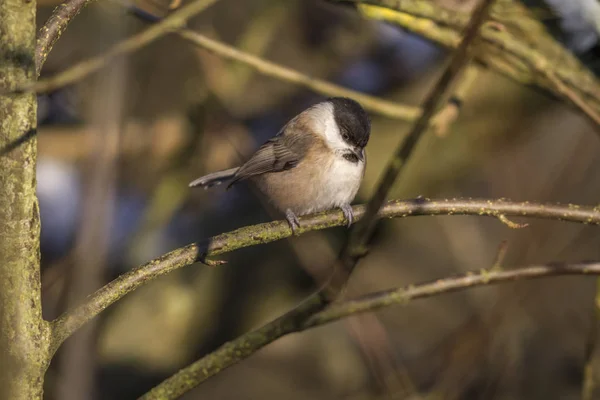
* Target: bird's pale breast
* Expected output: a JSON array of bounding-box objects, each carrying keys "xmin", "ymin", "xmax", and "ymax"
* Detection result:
[{"xmin": 252, "ymin": 145, "xmax": 364, "ymax": 215}]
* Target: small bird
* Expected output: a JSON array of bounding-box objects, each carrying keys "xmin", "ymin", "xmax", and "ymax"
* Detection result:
[{"xmin": 189, "ymin": 97, "xmax": 371, "ymax": 233}]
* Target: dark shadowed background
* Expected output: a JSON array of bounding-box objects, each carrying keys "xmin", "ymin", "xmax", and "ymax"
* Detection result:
[{"xmin": 35, "ymin": 0, "xmax": 600, "ymax": 398}]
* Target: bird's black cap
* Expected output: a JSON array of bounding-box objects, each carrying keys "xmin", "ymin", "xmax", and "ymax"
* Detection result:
[{"xmin": 328, "ymin": 97, "xmax": 371, "ymax": 148}]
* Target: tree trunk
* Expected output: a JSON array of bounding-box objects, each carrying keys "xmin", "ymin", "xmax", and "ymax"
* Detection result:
[{"xmin": 0, "ymin": 1, "xmax": 50, "ymax": 399}]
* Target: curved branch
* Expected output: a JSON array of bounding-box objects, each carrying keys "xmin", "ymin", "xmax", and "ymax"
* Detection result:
[
  {"xmin": 140, "ymin": 261, "xmax": 600, "ymax": 399},
  {"xmin": 332, "ymin": 0, "xmax": 497, "ymax": 297},
  {"xmin": 31, "ymin": 0, "xmax": 422, "ymax": 122},
  {"xmin": 177, "ymin": 29, "xmax": 421, "ymax": 121},
  {"xmin": 305, "ymin": 262, "xmax": 600, "ymax": 327},
  {"xmin": 25, "ymin": 0, "xmax": 600, "ymax": 131},
  {"xmin": 16, "ymin": 0, "xmax": 219, "ymax": 94},
  {"xmin": 350, "ymin": 0, "xmax": 600, "ymax": 129},
  {"xmin": 50, "ymin": 197, "xmax": 600, "ymax": 354},
  {"xmin": 34, "ymin": 17, "xmax": 422, "ymax": 121},
  {"xmin": 36, "ymin": 0, "xmax": 96, "ymax": 75}
]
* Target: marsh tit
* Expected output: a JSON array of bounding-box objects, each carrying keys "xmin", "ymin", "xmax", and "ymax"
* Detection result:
[{"xmin": 189, "ymin": 97, "xmax": 371, "ymax": 233}]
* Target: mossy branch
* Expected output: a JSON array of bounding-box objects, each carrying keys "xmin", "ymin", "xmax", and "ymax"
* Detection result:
[
  {"xmin": 348, "ymin": 0, "xmax": 600, "ymax": 128},
  {"xmin": 140, "ymin": 260, "xmax": 600, "ymax": 399},
  {"xmin": 36, "ymin": 0, "xmax": 98, "ymax": 75},
  {"xmin": 25, "ymin": 0, "xmax": 600, "ymax": 129},
  {"xmin": 49, "ymin": 197, "xmax": 600, "ymax": 355},
  {"xmin": 0, "ymin": 1, "xmax": 49, "ymax": 398}
]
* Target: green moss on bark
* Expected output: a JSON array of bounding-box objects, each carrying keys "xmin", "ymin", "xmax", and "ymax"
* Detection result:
[{"xmin": 0, "ymin": 1, "xmax": 51, "ymax": 399}]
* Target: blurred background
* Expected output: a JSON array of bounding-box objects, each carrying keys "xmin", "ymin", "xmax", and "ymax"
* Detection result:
[{"xmin": 35, "ymin": 0, "xmax": 600, "ymax": 399}]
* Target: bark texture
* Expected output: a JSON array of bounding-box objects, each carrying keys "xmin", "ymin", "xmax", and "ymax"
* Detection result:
[{"xmin": 0, "ymin": 0, "xmax": 50, "ymax": 398}]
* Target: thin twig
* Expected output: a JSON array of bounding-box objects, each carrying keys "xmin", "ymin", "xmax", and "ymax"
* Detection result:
[
  {"xmin": 177, "ymin": 29, "xmax": 422, "ymax": 121},
  {"xmin": 491, "ymin": 240, "xmax": 508, "ymax": 270},
  {"xmin": 304, "ymin": 262, "xmax": 600, "ymax": 327},
  {"xmin": 36, "ymin": 0, "xmax": 96, "ymax": 75},
  {"xmin": 497, "ymin": 214, "xmax": 529, "ymax": 229},
  {"xmin": 29, "ymin": 0, "xmax": 423, "ymax": 124},
  {"xmin": 432, "ymin": 63, "xmax": 479, "ymax": 137},
  {"xmin": 49, "ymin": 197, "xmax": 600, "ymax": 354},
  {"xmin": 544, "ymin": 69, "xmax": 600, "ymax": 127},
  {"xmin": 140, "ymin": 261, "xmax": 600, "ymax": 399},
  {"xmin": 331, "ymin": 0, "xmax": 497, "ymax": 298},
  {"xmin": 25, "ymin": 0, "xmax": 600, "ymax": 132},
  {"xmin": 26, "ymin": 0, "xmax": 600, "ymax": 131},
  {"xmin": 12, "ymin": 0, "xmax": 220, "ymax": 94}
]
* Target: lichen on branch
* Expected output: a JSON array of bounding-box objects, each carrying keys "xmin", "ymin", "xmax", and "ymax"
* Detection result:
[
  {"xmin": 0, "ymin": 1, "xmax": 50, "ymax": 398},
  {"xmin": 50, "ymin": 197, "xmax": 600, "ymax": 355}
]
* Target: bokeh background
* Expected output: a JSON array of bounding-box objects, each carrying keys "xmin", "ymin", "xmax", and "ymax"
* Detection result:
[{"xmin": 36, "ymin": 0, "xmax": 600, "ymax": 398}]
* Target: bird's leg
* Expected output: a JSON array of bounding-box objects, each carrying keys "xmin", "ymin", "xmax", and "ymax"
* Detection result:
[
  {"xmin": 285, "ymin": 208, "xmax": 301, "ymax": 235},
  {"xmin": 340, "ymin": 204, "xmax": 354, "ymax": 227}
]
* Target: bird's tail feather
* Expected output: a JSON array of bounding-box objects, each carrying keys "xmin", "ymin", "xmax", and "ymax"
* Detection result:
[{"xmin": 189, "ymin": 167, "xmax": 240, "ymax": 189}]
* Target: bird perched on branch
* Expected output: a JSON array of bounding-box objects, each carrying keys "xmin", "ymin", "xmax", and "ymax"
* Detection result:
[{"xmin": 189, "ymin": 97, "xmax": 371, "ymax": 234}]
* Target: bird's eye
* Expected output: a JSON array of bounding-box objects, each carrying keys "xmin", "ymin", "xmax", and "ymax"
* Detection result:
[{"xmin": 342, "ymin": 132, "xmax": 350, "ymax": 141}]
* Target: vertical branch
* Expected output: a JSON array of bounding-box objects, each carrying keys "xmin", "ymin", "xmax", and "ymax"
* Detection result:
[
  {"xmin": 0, "ymin": 0, "xmax": 51, "ymax": 399},
  {"xmin": 328, "ymin": 0, "xmax": 498, "ymax": 297},
  {"xmin": 432, "ymin": 63, "xmax": 480, "ymax": 137}
]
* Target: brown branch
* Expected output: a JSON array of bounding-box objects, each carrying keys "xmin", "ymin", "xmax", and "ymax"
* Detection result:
[
  {"xmin": 304, "ymin": 262, "xmax": 600, "ymax": 327},
  {"xmin": 177, "ymin": 29, "xmax": 422, "ymax": 121},
  {"xmin": 49, "ymin": 197, "xmax": 600, "ymax": 354},
  {"xmin": 432, "ymin": 63, "xmax": 479, "ymax": 137},
  {"xmin": 36, "ymin": 0, "xmax": 96, "ymax": 75},
  {"xmin": 11, "ymin": 0, "xmax": 220, "ymax": 94},
  {"xmin": 330, "ymin": 0, "xmax": 497, "ymax": 298},
  {"xmin": 139, "ymin": 292, "xmax": 328, "ymax": 399},
  {"xmin": 26, "ymin": 0, "xmax": 600, "ymax": 132},
  {"xmin": 140, "ymin": 261, "xmax": 600, "ymax": 399},
  {"xmin": 351, "ymin": 0, "xmax": 600, "ymax": 129},
  {"xmin": 34, "ymin": 15, "xmax": 424, "ymax": 122}
]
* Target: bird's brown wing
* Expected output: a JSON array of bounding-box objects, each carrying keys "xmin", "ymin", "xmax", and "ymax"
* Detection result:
[{"xmin": 228, "ymin": 132, "xmax": 312, "ymax": 187}]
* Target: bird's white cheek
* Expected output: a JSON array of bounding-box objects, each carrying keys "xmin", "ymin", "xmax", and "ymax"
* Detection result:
[{"xmin": 317, "ymin": 103, "xmax": 353, "ymax": 152}]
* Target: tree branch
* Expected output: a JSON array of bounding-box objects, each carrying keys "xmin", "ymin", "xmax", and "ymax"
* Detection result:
[
  {"xmin": 50, "ymin": 197, "xmax": 600, "ymax": 354},
  {"xmin": 350, "ymin": 0, "xmax": 600, "ymax": 129},
  {"xmin": 36, "ymin": 0, "xmax": 97, "ymax": 75},
  {"xmin": 432, "ymin": 63, "xmax": 479, "ymax": 137},
  {"xmin": 330, "ymin": 0, "xmax": 497, "ymax": 297},
  {"xmin": 0, "ymin": 1, "xmax": 50, "ymax": 398},
  {"xmin": 34, "ymin": 9, "xmax": 423, "ymax": 122},
  {"xmin": 140, "ymin": 260, "xmax": 600, "ymax": 399},
  {"xmin": 30, "ymin": 0, "xmax": 423, "ymax": 122},
  {"xmin": 176, "ymin": 29, "xmax": 421, "ymax": 121},
  {"xmin": 12, "ymin": 0, "xmax": 220, "ymax": 94},
  {"xmin": 24, "ymin": 0, "xmax": 600, "ymax": 131}
]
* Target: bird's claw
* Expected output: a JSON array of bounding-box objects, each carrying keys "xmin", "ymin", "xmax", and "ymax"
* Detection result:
[
  {"xmin": 285, "ymin": 209, "xmax": 301, "ymax": 235},
  {"xmin": 341, "ymin": 204, "xmax": 354, "ymax": 228}
]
